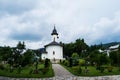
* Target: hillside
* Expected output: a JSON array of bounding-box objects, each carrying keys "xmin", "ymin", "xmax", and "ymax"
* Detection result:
[{"xmin": 100, "ymin": 42, "xmax": 120, "ymax": 49}]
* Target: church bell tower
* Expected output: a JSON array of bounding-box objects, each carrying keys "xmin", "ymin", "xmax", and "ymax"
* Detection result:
[{"xmin": 51, "ymin": 25, "xmax": 59, "ymax": 42}]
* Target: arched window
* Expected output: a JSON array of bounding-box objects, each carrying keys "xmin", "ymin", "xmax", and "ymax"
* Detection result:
[{"xmin": 53, "ymin": 51, "xmax": 55, "ymax": 55}]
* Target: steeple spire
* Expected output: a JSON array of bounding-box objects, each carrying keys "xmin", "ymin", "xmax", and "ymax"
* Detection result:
[
  {"xmin": 51, "ymin": 25, "xmax": 58, "ymax": 35},
  {"xmin": 51, "ymin": 25, "xmax": 59, "ymax": 42}
]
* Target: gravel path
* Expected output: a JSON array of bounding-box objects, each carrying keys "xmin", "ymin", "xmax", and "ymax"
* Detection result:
[{"xmin": 52, "ymin": 64, "xmax": 74, "ymax": 77}]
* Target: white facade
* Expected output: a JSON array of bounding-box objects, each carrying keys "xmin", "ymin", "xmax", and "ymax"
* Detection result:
[{"xmin": 45, "ymin": 45, "xmax": 63, "ymax": 60}]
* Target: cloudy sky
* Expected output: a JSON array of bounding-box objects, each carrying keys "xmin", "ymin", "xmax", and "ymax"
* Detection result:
[{"xmin": 0, "ymin": 0, "xmax": 120, "ymax": 49}]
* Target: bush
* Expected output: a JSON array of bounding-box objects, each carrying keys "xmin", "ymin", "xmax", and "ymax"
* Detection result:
[
  {"xmin": 62, "ymin": 60, "xmax": 65, "ymax": 64},
  {"xmin": 107, "ymin": 66, "xmax": 113, "ymax": 72},
  {"xmin": 29, "ymin": 69, "xmax": 33, "ymax": 74},
  {"xmin": 64, "ymin": 60, "xmax": 69, "ymax": 66},
  {"xmin": 42, "ymin": 67, "xmax": 49, "ymax": 74},
  {"xmin": 72, "ymin": 59, "xmax": 78, "ymax": 66},
  {"xmin": 17, "ymin": 66, "xmax": 22, "ymax": 74},
  {"xmin": 0, "ymin": 64, "xmax": 5, "ymax": 70},
  {"xmin": 79, "ymin": 59, "xmax": 85, "ymax": 66},
  {"xmin": 33, "ymin": 69, "xmax": 39, "ymax": 74},
  {"xmin": 72, "ymin": 66, "xmax": 82, "ymax": 74},
  {"xmin": 78, "ymin": 66, "xmax": 82, "ymax": 74},
  {"xmin": 60, "ymin": 59, "xmax": 62, "ymax": 63},
  {"xmin": 44, "ymin": 58, "xmax": 50, "ymax": 68},
  {"xmin": 98, "ymin": 67, "xmax": 105, "ymax": 73},
  {"xmin": 68, "ymin": 58, "xmax": 72, "ymax": 67}
]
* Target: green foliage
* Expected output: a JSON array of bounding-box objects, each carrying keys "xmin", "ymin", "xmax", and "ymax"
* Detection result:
[
  {"xmin": 79, "ymin": 66, "xmax": 82, "ymax": 74},
  {"xmin": 17, "ymin": 65, "xmax": 22, "ymax": 74},
  {"xmin": 89, "ymin": 51, "xmax": 109, "ymax": 66},
  {"xmin": 99, "ymin": 67, "xmax": 105, "ymax": 73},
  {"xmin": 44, "ymin": 58, "xmax": 50, "ymax": 68},
  {"xmin": 79, "ymin": 59, "xmax": 85, "ymax": 66},
  {"xmin": 0, "ymin": 46, "xmax": 12, "ymax": 61},
  {"xmin": 17, "ymin": 41, "xmax": 25, "ymax": 50},
  {"xmin": 29, "ymin": 69, "xmax": 33, "ymax": 74},
  {"xmin": 64, "ymin": 60, "xmax": 69, "ymax": 66},
  {"xmin": 72, "ymin": 66, "xmax": 82, "ymax": 74},
  {"xmin": 21, "ymin": 50, "xmax": 34, "ymax": 67},
  {"xmin": 72, "ymin": 59, "xmax": 78, "ymax": 66},
  {"xmin": 42, "ymin": 67, "xmax": 49, "ymax": 74},
  {"xmin": 62, "ymin": 64, "xmax": 120, "ymax": 76},
  {"xmin": 68, "ymin": 58, "xmax": 72, "ymax": 67},
  {"xmin": 71, "ymin": 53, "xmax": 79, "ymax": 66},
  {"xmin": 0, "ymin": 64, "xmax": 5, "ymax": 70},
  {"xmin": 99, "ymin": 53, "xmax": 109, "ymax": 65},
  {"xmin": 0, "ymin": 63, "xmax": 54, "ymax": 78},
  {"xmin": 109, "ymin": 51, "xmax": 120, "ymax": 65},
  {"xmin": 63, "ymin": 38, "xmax": 88, "ymax": 57},
  {"xmin": 72, "ymin": 53, "xmax": 79, "ymax": 59},
  {"xmin": 107, "ymin": 66, "xmax": 113, "ymax": 72}
]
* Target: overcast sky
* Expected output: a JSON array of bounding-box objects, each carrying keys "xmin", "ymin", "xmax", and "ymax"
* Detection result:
[{"xmin": 0, "ymin": 0, "xmax": 120, "ymax": 49}]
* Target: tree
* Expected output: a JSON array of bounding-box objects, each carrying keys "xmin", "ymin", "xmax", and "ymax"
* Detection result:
[
  {"xmin": 44, "ymin": 58, "xmax": 50, "ymax": 68},
  {"xmin": 89, "ymin": 50, "xmax": 99, "ymax": 65},
  {"xmin": 72, "ymin": 53, "xmax": 79, "ymax": 59},
  {"xmin": 21, "ymin": 50, "xmax": 34, "ymax": 67},
  {"xmin": 1, "ymin": 46, "xmax": 12, "ymax": 61},
  {"xmin": 99, "ymin": 53, "xmax": 109, "ymax": 66},
  {"xmin": 72, "ymin": 53, "xmax": 79, "ymax": 66},
  {"xmin": 17, "ymin": 41, "xmax": 25, "ymax": 50},
  {"xmin": 89, "ymin": 50, "xmax": 109, "ymax": 66},
  {"xmin": 109, "ymin": 51, "xmax": 118, "ymax": 65},
  {"xmin": 63, "ymin": 38, "xmax": 88, "ymax": 57},
  {"xmin": 74, "ymin": 39, "xmax": 88, "ymax": 57}
]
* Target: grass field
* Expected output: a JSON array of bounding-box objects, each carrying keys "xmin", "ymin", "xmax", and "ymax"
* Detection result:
[
  {"xmin": 0, "ymin": 63, "xmax": 54, "ymax": 78},
  {"xmin": 62, "ymin": 64, "xmax": 120, "ymax": 76}
]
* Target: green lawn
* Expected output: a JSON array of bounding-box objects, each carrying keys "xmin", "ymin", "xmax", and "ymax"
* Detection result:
[
  {"xmin": 0, "ymin": 63, "xmax": 54, "ymax": 78},
  {"xmin": 62, "ymin": 64, "xmax": 120, "ymax": 76}
]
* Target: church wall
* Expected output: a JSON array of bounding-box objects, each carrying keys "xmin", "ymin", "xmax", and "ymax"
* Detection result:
[
  {"xmin": 46, "ymin": 45, "xmax": 63, "ymax": 60},
  {"xmin": 41, "ymin": 53, "xmax": 48, "ymax": 60}
]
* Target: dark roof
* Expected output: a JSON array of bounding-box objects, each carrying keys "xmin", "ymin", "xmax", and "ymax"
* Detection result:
[
  {"xmin": 39, "ymin": 48, "xmax": 47, "ymax": 53},
  {"xmin": 45, "ymin": 41, "xmax": 62, "ymax": 47},
  {"xmin": 51, "ymin": 26, "xmax": 58, "ymax": 35}
]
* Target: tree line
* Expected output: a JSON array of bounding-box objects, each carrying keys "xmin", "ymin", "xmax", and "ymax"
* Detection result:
[{"xmin": 63, "ymin": 38, "xmax": 120, "ymax": 67}]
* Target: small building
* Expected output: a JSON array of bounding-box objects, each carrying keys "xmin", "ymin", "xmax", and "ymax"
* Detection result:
[
  {"xmin": 41, "ymin": 26, "xmax": 63, "ymax": 61},
  {"xmin": 99, "ymin": 44, "xmax": 120, "ymax": 56}
]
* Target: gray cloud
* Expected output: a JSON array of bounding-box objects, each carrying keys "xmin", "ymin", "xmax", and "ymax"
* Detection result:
[
  {"xmin": 0, "ymin": 0, "xmax": 37, "ymax": 15},
  {"xmin": 10, "ymin": 32, "xmax": 42, "ymax": 41}
]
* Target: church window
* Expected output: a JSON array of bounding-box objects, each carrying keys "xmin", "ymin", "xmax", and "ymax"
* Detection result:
[{"xmin": 53, "ymin": 51, "xmax": 55, "ymax": 55}]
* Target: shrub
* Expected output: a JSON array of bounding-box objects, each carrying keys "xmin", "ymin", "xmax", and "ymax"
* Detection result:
[
  {"xmin": 29, "ymin": 69, "xmax": 33, "ymax": 74},
  {"xmin": 60, "ymin": 59, "xmax": 62, "ymax": 63},
  {"xmin": 79, "ymin": 59, "xmax": 85, "ymax": 66},
  {"xmin": 78, "ymin": 66, "xmax": 82, "ymax": 74},
  {"xmin": 72, "ymin": 59, "xmax": 78, "ymax": 66},
  {"xmin": 72, "ymin": 53, "xmax": 79, "ymax": 59},
  {"xmin": 62, "ymin": 60, "xmax": 65, "ymax": 64},
  {"xmin": 107, "ymin": 66, "xmax": 113, "ymax": 72},
  {"xmin": 98, "ymin": 67, "xmax": 105, "ymax": 73},
  {"xmin": 68, "ymin": 58, "xmax": 72, "ymax": 67},
  {"xmin": 0, "ymin": 64, "xmax": 5, "ymax": 70},
  {"xmin": 64, "ymin": 60, "xmax": 69, "ymax": 66},
  {"xmin": 72, "ymin": 66, "xmax": 82, "ymax": 74},
  {"xmin": 44, "ymin": 58, "xmax": 50, "ymax": 68},
  {"xmin": 17, "ymin": 66, "xmax": 22, "ymax": 74},
  {"xmin": 33, "ymin": 69, "xmax": 39, "ymax": 74},
  {"xmin": 42, "ymin": 67, "xmax": 49, "ymax": 74}
]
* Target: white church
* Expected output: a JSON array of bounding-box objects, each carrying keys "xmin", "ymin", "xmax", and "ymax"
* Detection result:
[{"xmin": 41, "ymin": 26, "xmax": 63, "ymax": 61}]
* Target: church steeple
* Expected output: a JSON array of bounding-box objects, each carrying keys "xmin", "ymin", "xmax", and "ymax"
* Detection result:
[
  {"xmin": 51, "ymin": 25, "xmax": 58, "ymax": 35},
  {"xmin": 51, "ymin": 25, "xmax": 59, "ymax": 42}
]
